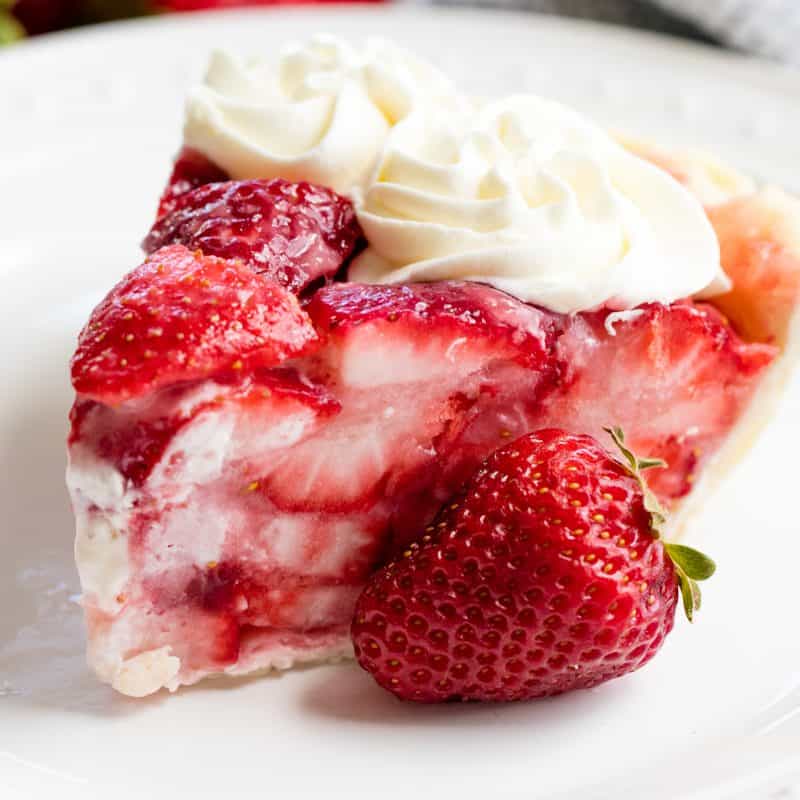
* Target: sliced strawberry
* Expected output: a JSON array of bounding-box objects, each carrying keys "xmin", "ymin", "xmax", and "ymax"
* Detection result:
[
  {"xmin": 70, "ymin": 367, "xmax": 339, "ymax": 488},
  {"xmin": 71, "ymin": 244, "xmax": 319, "ymax": 405},
  {"xmin": 157, "ymin": 148, "xmax": 229, "ymax": 220},
  {"xmin": 306, "ymin": 282, "xmax": 555, "ymax": 371},
  {"xmin": 257, "ymin": 282, "xmax": 560, "ymax": 513},
  {"xmin": 536, "ymin": 302, "xmax": 776, "ymax": 500},
  {"xmin": 144, "ymin": 179, "xmax": 363, "ymax": 294}
]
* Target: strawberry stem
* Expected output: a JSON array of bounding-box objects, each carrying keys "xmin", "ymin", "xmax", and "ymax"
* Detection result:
[
  {"xmin": 603, "ymin": 426, "xmax": 716, "ymax": 622},
  {"xmin": 603, "ymin": 426, "xmax": 667, "ymax": 535}
]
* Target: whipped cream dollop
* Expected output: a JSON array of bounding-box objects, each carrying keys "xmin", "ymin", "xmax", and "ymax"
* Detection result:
[
  {"xmin": 350, "ymin": 94, "xmax": 728, "ymax": 314},
  {"xmin": 185, "ymin": 35, "xmax": 729, "ymax": 314},
  {"xmin": 184, "ymin": 35, "xmax": 462, "ymax": 194}
]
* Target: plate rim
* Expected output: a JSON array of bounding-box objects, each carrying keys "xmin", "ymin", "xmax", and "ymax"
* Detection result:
[{"xmin": 1, "ymin": 7, "xmax": 799, "ymax": 800}]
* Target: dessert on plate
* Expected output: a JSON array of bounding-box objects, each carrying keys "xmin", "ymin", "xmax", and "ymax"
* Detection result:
[{"xmin": 67, "ymin": 36, "xmax": 800, "ymax": 698}]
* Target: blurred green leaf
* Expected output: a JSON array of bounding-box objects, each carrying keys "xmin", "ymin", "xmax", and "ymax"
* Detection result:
[{"xmin": 0, "ymin": 10, "xmax": 24, "ymax": 45}]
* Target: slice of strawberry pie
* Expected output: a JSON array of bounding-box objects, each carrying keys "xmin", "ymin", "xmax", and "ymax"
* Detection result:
[{"xmin": 66, "ymin": 37, "xmax": 800, "ymax": 697}]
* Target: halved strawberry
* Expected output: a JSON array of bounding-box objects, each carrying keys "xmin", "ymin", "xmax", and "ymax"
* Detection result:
[
  {"xmin": 156, "ymin": 148, "xmax": 230, "ymax": 220},
  {"xmin": 70, "ymin": 367, "xmax": 340, "ymax": 488},
  {"xmin": 536, "ymin": 302, "xmax": 776, "ymax": 500},
  {"xmin": 306, "ymin": 282, "xmax": 557, "ymax": 373},
  {"xmin": 71, "ymin": 244, "xmax": 319, "ymax": 405},
  {"xmin": 144, "ymin": 179, "xmax": 363, "ymax": 294},
  {"xmin": 259, "ymin": 282, "xmax": 561, "ymax": 513}
]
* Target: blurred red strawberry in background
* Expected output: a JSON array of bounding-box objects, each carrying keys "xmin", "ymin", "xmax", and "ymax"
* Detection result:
[
  {"xmin": 163, "ymin": 0, "xmax": 380, "ymax": 7},
  {"xmin": 9, "ymin": 0, "xmax": 149, "ymax": 36},
  {"xmin": 12, "ymin": 0, "xmax": 78, "ymax": 34},
  {"xmin": 3, "ymin": 0, "xmax": 381, "ymax": 42}
]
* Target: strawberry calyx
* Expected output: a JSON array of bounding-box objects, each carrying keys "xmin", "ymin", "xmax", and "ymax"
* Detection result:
[
  {"xmin": 604, "ymin": 426, "xmax": 716, "ymax": 622},
  {"xmin": 604, "ymin": 425, "xmax": 668, "ymax": 533}
]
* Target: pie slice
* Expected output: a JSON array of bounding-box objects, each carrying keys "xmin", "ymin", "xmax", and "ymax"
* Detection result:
[{"xmin": 66, "ymin": 40, "xmax": 800, "ymax": 697}]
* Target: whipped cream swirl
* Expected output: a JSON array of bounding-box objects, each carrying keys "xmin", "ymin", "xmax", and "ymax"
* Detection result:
[
  {"xmin": 184, "ymin": 35, "xmax": 462, "ymax": 194},
  {"xmin": 350, "ymin": 95, "xmax": 728, "ymax": 313}
]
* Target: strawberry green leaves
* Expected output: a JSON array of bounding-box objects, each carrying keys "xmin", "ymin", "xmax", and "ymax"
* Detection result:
[
  {"xmin": 0, "ymin": 0, "xmax": 23, "ymax": 45},
  {"xmin": 604, "ymin": 425, "xmax": 716, "ymax": 623},
  {"xmin": 604, "ymin": 426, "xmax": 667, "ymax": 534},
  {"xmin": 664, "ymin": 543, "xmax": 717, "ymax": 622}
]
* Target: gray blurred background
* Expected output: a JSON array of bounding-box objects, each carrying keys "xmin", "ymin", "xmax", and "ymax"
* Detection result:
[{"xmin": 427, "ymin": 0, "xmax": 800, "ymax": 65}]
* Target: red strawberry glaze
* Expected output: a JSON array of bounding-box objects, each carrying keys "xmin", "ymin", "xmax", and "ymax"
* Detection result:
[
  {"xmin": 71, "ymin": 245, "xmax": 319, "ymax": 405},
  {"xmin": 68, "ymin": 274, "xmax": 775, "ymax": 694},
  {"xmin": 145, "ymin": 179, "xmax": 363, "ymax": 294},
  {"xmin": 535, "ymin": 301, "xmax": 776, "ymax": 500},
  {"xmin": 70, "ymin": 368, "xmax": 340, "ymax": 488},
  {"xmin": 157, "ymin": 148, "xmax": 230, "ymax": 219}
]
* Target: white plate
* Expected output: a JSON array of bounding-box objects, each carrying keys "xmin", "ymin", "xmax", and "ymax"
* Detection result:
[{"xmin": 1, "ymin": 7, "xmax": 799, "ymax": 799}]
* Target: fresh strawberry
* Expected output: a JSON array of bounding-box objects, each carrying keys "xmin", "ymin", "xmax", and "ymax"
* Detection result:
[
  {"xmin": 71, "ymin": 244, "xmax": 319, "ymax": 405},
  {"xmin": 144, "ymin": 178, "xmax": 363, "ymax": 294},
  {"xmin": 536, "ymin": 302, "xmax": 776, "ymax": 500},
  {"xmin": 156, "ymin": 148, "xmax": 230, "ymax": 220},
  {"xmin": 258, "ymin": 282, "xmax": 560, "ymax": 512},
  {"xmin": 351, "ymin": 427, "xmax": 715, "ymax": 703}
]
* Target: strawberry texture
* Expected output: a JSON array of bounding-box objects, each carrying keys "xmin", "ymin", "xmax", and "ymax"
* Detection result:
[
  {"xmin": 69, "ymin": 366, "xmax": 340, "ymax": 487},
  {"xmin": 352, "ymin": 429, "xmax": 679, "ymax": 702},
  {"xmin": 145, "ymin": 178, "xmax": 363, "ymax": 294},
  {"xmin": 260, "ymin": 282, "xmax": 560, "ymax": 514},
  {"xmin": 70, "ymin": 244, "xmax": 319, "ymax": 405},
  {"xmin": 537, "ymin": 302, "xmax": 776, "ymax": 500},
  {"xmin": 156, "ymin": 147, "xmax": 230, "ymax": 220},
  {"xmin": 69, "ymin": 280, "xmax": 773, "ymax": 693},
  {"xmin": 69, "ymin": 227, "xmax": 775, "ymax": 694}
]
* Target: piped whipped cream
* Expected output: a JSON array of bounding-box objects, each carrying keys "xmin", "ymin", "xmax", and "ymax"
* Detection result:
[
  {"xmin": 184, "ymin": 36, "xmax": 730, "ymax": 314},
  {"xmin": 184, "ymin": 35, "xmax": 463, "ymax": 194},
  {"xmin": 350, "ymin": 95, "xmax": 728, "ymax": 313}
]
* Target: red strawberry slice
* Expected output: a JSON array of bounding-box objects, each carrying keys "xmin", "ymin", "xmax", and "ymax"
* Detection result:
[
  {"xmin": 144, "ymin": 178, "xmax": 363, "ymax": 294},
  {"xmin": 259, "ymin": 282, "xmax": 561, "ymax": 513},
  {"xmin": 305, "ymin": 281, "xmax": 558, "ymax": 372},
  {"xmin": 383, "ymin": 297, "xmax": 775, "ymax": 544},
  {"xmin": 71, "ymin": 244, "xmax": 319, "ymax": 405},
  {"xmin": 70, "ymin": 367, "xmax": 340, "ymax": 488},
  {"xmin": 352, "ymin": 428, "xmax": 715, "ymax": 703},
  {"xmin": 157, "ymin": 148, "xmax": 230, "ymax": 220},
  {"xmin": 532, "ymin": 302, "xmax": 776, "ymax": 500}
]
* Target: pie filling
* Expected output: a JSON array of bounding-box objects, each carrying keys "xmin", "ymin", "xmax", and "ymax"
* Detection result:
[
  {"xmin": 70, "ymin": 275, "xmax": 790, "ymax": 692},
  {"xmin": 66, "ymin": 37, "xmax": 800, "ymax": 696}
]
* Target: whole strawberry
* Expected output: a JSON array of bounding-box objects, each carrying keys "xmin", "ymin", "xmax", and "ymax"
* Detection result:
[{"xmin": 351, "ymin": 427, "xmax": 714, "ymax": 702}]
